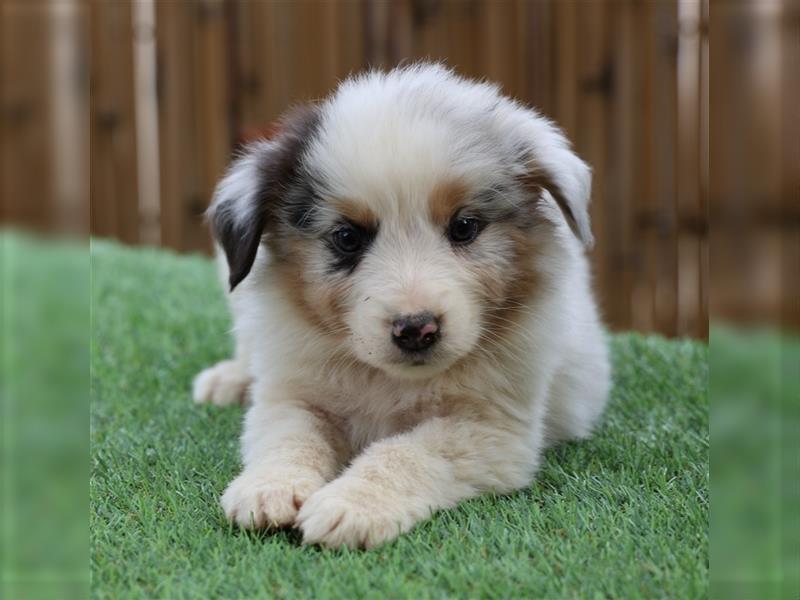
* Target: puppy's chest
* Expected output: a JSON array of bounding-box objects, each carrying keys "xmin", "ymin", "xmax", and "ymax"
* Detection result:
[{"xmin": 314, "ymin": 377, "xmax": 446, "ymax": 452}]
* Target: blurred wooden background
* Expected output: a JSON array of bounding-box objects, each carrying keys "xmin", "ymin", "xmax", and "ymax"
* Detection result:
[{"xmin": 3, "ymin": 1, "xmax": 799, "ymax": 339}]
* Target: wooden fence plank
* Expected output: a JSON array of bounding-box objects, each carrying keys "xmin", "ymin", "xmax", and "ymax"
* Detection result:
[
  {"xmin": 552, "ymin": 0, "xmax": 578, "ymax": 138},
  {"xmin": 156, "ymin": 0, "xmax": 227, "ymax": 254},
  {"xmin": 132, "ymin": 0, "xmax": 160, "ymax": 245},
  {"xmin": 481, "ymin": 0, "xmax": 521, "ymax": 99},
  {"xmin": 237, "ymin": 0, "xmax": 287, "ymax": 131},
  {"xmin": 651, "ymin": 0, "xmax": 679, "ymax": 337},
  {"xmin": 156, "ymin": 0, "xmax": 192, "ymax": 252},
  {"xmin": 708, "ymin": 1, "xmax": 788, "ymax": 327},
  {"xmin": 781, "ymin": 0, "xmax": 800, "ymax": 331},
  {"xmin": 578, "ymin": 0, "xmax": 618, "ymax": 330},
  {"xmin": 90, "ymin": 0, "xmax": 140, "ymax": 244},
  {"xmin": 52, "ymin": 0, "xmax": 89, "ymax": 236},
  {"xmin": 158, "ymin": 0, "xmax": 211, "ymax": 253},
  {"xmin": 236, "ymin": 0, "xmax": 367, "ymax": 144},
  {"xmin": 631, "ymin": 0, "xmax": 656, "ymax": 334},
  {"xmin": 333, "ymin": 0, "xmax": 367, "ymax": 80},
  {"xmin": 190, "ymin": 0, "xmax": 229, "ymax": 252},
  {"xmin": 517, "ymin": 0, "xmax": 551, "ymax": 115},
  {"xmin": 1, "ymin": 2, "xmax": 54, "ymax": 231},
  {"xmin": 676, "ymin": 0, "xmax": 704, "ymax": 337}
]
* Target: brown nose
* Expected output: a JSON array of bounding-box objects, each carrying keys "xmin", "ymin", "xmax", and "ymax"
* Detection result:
[{"xmin": 391, "ymin": 312, "xmax": 441, "ymax": 353}]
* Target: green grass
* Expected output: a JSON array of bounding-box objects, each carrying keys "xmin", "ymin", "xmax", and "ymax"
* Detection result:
[{"xmin": 91, "ymin": 239, "xmax": 708, "ymax": 599}]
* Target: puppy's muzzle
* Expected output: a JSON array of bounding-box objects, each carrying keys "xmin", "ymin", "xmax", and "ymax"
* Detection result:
[{"xmin": 391, "ymin": 312, "xmax": 441, "ymax": 353}]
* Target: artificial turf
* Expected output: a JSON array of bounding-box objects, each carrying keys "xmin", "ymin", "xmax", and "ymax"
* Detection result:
[{"xmin": 90, "ymin": 240, "xmax": 708, "ymax": 599}]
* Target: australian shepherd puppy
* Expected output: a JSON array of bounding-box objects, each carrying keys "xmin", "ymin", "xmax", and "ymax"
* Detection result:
[{"xmin": 193, "ymin": 64, "xmax": 610, "ymax": 549}]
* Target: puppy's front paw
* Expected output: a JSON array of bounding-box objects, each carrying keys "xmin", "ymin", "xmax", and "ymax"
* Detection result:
[
  {"xmin": 192, "ymin": 360, "xmax": 251, "ymax": 406},
  {"xmin": 221, "ymin": 471, "xmax": 323, "ymax": 529},
  {"xmin": 297, "ymin": 478, "xmax": 419, "ymax": 549}
]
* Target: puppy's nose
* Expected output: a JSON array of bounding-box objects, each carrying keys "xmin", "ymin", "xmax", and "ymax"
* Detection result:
[{"xmin": 391, "ymin": 312, "xmax": 441, "ymax": 353}]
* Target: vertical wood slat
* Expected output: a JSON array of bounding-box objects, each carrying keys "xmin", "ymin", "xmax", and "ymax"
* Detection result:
[
  {"xmin": 622, "ymin": 0, "xmax": 680, "ymax": 337},
  {"xmin": 631, "ymin": 0, "xmax": 656, "ymax": 334},
  {"xmin": 155, "ymin": 0, "xmax": 194, "ymax": 252},
  {"xmin": 131, "ymin": 0, "xmax": 160, "ymax": 246},
  {"xmin": 518, "ymin": 0, "xmax": 552, "ymax": 115},
  {"xmin": 410, "ymin": 1, "xmax": 451, "ymax": 64},
  {"xmin": 2, "ymin": 2, "xmax": 88, "ymax": 237},
  {"xmin": 89, "ymin": 0, "xmax": 139, "ymax": 244},
  {"xmin": 235, "ymin": 0, "xmax": 283, "ymax": 132},
  {"xmin": 781, "ymin": 0, "xmax": 800, "ymax": 331},
  {"xmin": 651, "ymin": 1, "xmax": 679, "ymax": 337},
  {"xmin": 156, "ymin": 0, "xmax": 229, "ymax": 254},
  {"xmin": 364, "ymin": 0, "xmax": 391, "ymax": 67},
  {"xmin": 708, "ymin": 2, "xmax": 787, "ymax": 327},
  {"xmin": 51, "ymin": 1, "xmax": 89, "ymax": 236},
  {"xmin": 291, "ymin": 2, "xmax": 341, "ymax": 102},
  {"xmin": 577, "ymin": 1, "xmax": 618, "ymax": 331},
  {"xmin": 551, "ymin": 1, "xmax": 577, "ymax": 138},
  {"xmin": 481, "ymin": 1, "xmax": 521, "ymax": 99},
  {"xmin": 334, "ymin": 1, "xmax": 368, "ymax": 81},
  {"xmin": 0, "ymin": 3, "xmax": 54, "ymax": 231},
  {"xmin": 677, "ymin": 0, "xmax": 706, "ymax": 338},
  {"xmin": 191, "ymin": 0, "xmax": 229, "ymax": 252},
  {"xmin": 235, "ymin": 1, "xmax": 367, "ymax": 143},
  {"xmin": 698, "ymin": 0, "xmax": 709, "ymax": 338},
  {"xmin": 707, "ymin": 0, "xmax": 741, "ymax": 324}
]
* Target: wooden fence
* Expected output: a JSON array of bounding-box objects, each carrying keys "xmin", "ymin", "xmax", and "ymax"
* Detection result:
[{"xmin": 7, "ymin": 1, "xmax": 799, "ymax": 338}]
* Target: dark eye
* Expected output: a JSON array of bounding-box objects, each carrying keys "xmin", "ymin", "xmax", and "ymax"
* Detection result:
[
  {"xmin": 447, "ymin": 216, "xmax": 481, "ymax": 245},
  {"xmin": 331, "ymin": 226, "xmax": 364, "ymax": 254}
]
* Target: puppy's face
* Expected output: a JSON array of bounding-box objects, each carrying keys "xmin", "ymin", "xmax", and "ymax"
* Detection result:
[{"xmin": 211, "ymin": 67, "xmax": 593, "ymax": 380}]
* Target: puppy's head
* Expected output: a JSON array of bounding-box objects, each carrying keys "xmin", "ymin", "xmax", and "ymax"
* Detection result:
[{"xmin": 210, "ymin": 65, "xmax": 592, "ymax": 380}]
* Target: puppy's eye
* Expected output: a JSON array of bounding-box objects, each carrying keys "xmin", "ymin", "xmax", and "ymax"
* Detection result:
[
  {"xmin": 448, "ymin": 216, "xmax": 482, "ymax": 245},
  {"xmin": 331, "ymin": 226, "xmax": 364, "ymax": 254}
]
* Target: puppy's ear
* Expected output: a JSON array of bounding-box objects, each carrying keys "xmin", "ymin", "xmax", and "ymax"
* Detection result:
[
  {"xmin": 207, "ymin": 145, "xmax": 271, "ymax": 291},
  {"xmin": 207, "ymin": 105, "xmax": 321, "ymax": 290},
  {"xmin": 507, "ymin": 107, "xmax": 594, "ymax": 248},
  {"xmin": 525, "ymin": 154, "xmax": 593, "ymax": 248}
]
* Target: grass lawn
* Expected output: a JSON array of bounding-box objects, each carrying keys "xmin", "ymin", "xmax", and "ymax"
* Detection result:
[{"xmin": 91, "ymin": 240, "xmax": 708, "ymax": 599}]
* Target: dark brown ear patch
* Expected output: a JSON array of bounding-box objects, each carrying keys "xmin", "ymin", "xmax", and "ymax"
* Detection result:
[
  {"xmin": 210, "ymin": 104, "xmax": 322, "ymax": 291},
  {"xmin": 212, "ymin": 199, "xmax": 267, "ymax": 291},
  {"xmin": 523, "ymin": 168, "xmax": 594, "ymax": 248}
]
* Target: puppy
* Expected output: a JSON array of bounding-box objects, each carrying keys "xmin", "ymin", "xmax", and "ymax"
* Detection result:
[{"xmin": 193, "ymin": 64, "xmax": 610, "ymax": 549}]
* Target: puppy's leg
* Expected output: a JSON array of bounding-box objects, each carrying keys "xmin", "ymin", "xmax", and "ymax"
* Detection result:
[
  {"xmin": 193, "ymin": 251, "xmax": 253, "ymax": 406},
  {"xmin": 192, "ymin": 355, "xmax": 251, "ymax": 406},
  {"xmin": 297, "ymin": 410, "xmax": 540, "ymax": 548},
  {"xmin": 543, "ymin": 328, "xmax": 611, "ymax": 446},
  {"xmin": 222, "ymin": 398, "xmax": 349, "ymax": 529}
]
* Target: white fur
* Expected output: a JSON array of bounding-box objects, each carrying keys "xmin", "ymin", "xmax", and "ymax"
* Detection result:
[{"xmin": 194, "ymin": 64, "xmax": 611, "ymax": 548}]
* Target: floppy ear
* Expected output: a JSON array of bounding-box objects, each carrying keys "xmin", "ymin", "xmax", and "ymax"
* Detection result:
[
  {"xmin": 207, "ymin": 144, "xmax": 271, "ymax": 291},
  {"xmin": 505, "ymin": 107, "xmax": 594, "ymax": 248},
  {"xmin": 525, "ymin": 154, "xmax": 594, "ymax": 248},
  {"xmin": 207, "ymin": 105, "xmax": 321, "ymax": 290}
]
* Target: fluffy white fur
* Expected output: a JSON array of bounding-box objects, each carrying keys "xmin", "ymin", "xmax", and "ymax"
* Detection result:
[{"xmin": 193, "ymin": 64, "xmax": 611, "ymax": 548}]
